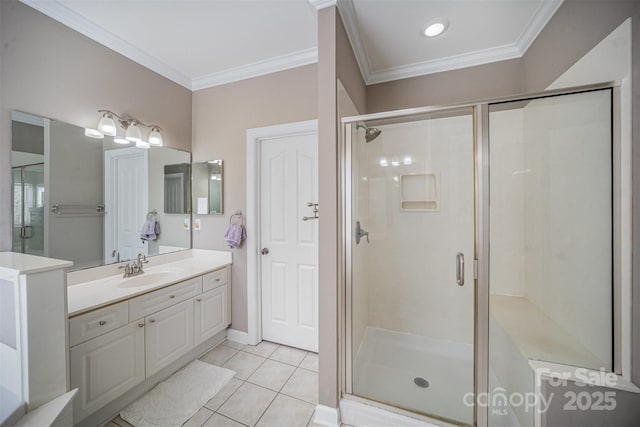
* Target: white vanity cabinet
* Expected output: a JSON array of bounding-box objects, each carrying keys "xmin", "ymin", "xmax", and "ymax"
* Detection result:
[
  {"xmin": 195, "ymin": 285, "xmax": 228, "ymax": 345},
  {"xmin": 69, "ymin": 322, "xmax": 145, "ymax": 421},
  {"xmin": 68, "ymin": 265, "xmax": 230, "ymax": 424},
  {"xmin": 144, "ymin": 298, "xmax": 194, "ymax": 377}
]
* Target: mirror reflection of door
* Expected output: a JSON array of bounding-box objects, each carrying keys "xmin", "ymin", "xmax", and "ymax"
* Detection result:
[
  {"xmin": 104, "ymin": 148, "xmax": 149, "ymax": 263},
  {"xmin": 11, "ymin": 112, "xmax": 46, "ymax": 256}
]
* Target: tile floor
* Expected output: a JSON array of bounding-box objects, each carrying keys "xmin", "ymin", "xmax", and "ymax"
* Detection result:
[{"xmin": 108, "ymin": 340, "xmax": 323, "ymax": 427}]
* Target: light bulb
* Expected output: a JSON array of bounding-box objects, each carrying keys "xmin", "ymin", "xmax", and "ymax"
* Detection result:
[
  {"xmin": 136, "ymin": 140, "xmax": 150, "ymax": 149},
  {"xmin": 125, "ymin": 122, "xmax": 142, "ymax": 142},
  {"xmin": 114, "ymin": 137, "xmax": 130, "ymax": 145},
  {"xmin": 148, "ymin": 127, "xmax": 163, "ymax": 146},
  {"xmin": 97, "ymin": 114, "xmax": 116, "ymax": 136},
  {"xmin": 84, "ymin": 128, "xmax": 104, "ymax": 139}
]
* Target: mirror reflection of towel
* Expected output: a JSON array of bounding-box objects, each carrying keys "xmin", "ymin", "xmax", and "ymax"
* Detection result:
[
  {"xmin": 141, "ymin": 220, "xmax": 161, "ymax": 241},
  {"xmin": 225, "ymin": 224, "xmax": 246, "ymax": 249}
]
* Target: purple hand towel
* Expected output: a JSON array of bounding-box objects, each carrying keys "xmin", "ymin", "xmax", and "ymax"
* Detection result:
[
  {"xmin": 141, "ymin": 219, "xmax": 160, "ymax": 241},
  {"xmin": 224, "ymin": 223, "xmax": 246, "ymax": 249}
]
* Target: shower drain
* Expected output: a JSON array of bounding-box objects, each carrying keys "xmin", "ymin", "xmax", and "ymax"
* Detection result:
[{"xmin": 414, "ymin": 377, "xmax": 430, "ymax": 388}]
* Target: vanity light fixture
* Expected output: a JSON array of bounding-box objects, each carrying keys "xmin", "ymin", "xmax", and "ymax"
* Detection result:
[
  {"xmin": 93, "ymin": 109, "xmax": 163, "ymax": 147},
  {"xmin": 424, "ymin": 18, "xmax": 448, "ymax": 38}
]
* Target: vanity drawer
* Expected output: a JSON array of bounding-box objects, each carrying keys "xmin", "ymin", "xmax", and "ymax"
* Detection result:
[
  {"xmin": 129, "ymin": 276, "xmax": 202, "ymax": 320},
  {"xmin": 69, "ymin": 301, "xmax": 129, "ymax": 347},
  {"xmin": 202, "ymin": 267, "xmax": 228, "ymax": 292}
]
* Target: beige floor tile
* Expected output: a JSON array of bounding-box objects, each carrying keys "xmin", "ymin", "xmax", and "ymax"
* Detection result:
[
  {"xmin": 223, "ymin": 351, "xmax": 266, "ymax": 380},
  {"xmin": 218, "ymin": 382, "xmax": 276, "ymax": 426},
  {"xmin": 112, "ymin": 415, "xmax": 134, "ymax": 427},
  {"xmin": 203, "ymin": 377, "xmax": 244, "ymax": 411},
  {"xmin": 269, "ymin": 345, "xmax": 307, "ymax": 366},
  {"xmin": 299, "ymin": 352, "xmax": 318, "ymax": 372},
  {"xmin": 183, "ymin": 407, "xmax": 214, "ymax": 427},
  {"xmin": 256, "ymin": 394, "xmax": 315, "ymax": 427},
  {"xmin": 244, "ymin": 341, "xmax": 279, "ymax": 358},
  {"xmin": 203, "ymin": 413, "xmax": 246, "ymax": 427},
  {"xmin": 281, "ymin": 368, "xmax": 319, "ymax": 405},
  {"xmin": 201, "ymin": 345, "xmax": 239, "ymax": 366},
  {"xmin": 247, "ymin": 359, "xmax": 296, "ymax": 391},
  {"xmin": 223, "ymin": 340, "xmax": 246, "ymax": 351}
]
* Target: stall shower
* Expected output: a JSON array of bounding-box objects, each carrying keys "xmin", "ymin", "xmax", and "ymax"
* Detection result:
[{"xmin": 343, "ymin": 87, "xmax": 616, "ymax": 427}]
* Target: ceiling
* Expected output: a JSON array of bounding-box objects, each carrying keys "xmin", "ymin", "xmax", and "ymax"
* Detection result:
[{"xmin": 22, "ymin": 0, "xmax": 562, "ymax": 91}]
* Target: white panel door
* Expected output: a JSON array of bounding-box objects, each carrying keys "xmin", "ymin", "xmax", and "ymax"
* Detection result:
[
  {"xmin": 104, "ymin": 148, "xmax": 148, "ymax": 264},
  {"xmin": 70, "ymin": 322, "xmax": 145, "ymax": 422},
  {"xmin": 260, "ymin": 132, "xmax": 318, "ymax": 351},
  {"xmin": 145, "ymin": 299, "xmax": 194, "ymax": 377}
]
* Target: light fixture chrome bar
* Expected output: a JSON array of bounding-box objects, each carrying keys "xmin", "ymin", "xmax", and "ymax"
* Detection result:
[{"xmin": 98, "ymin": 109, "xmax": 162, "ymax": 131}]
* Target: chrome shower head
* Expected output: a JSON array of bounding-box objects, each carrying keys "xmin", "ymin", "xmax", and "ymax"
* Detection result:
[{"xmin": 357, "ymin": 123, "xmax": 382, "ymax": 143}]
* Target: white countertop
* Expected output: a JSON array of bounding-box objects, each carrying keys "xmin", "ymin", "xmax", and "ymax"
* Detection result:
[
  {"xmin": 67, "ymin": 249, "xmax": 232, "ymax": 316},
  {"xmin": 0, "ymin": 252, "xmax": 73, "ymax": 275}
]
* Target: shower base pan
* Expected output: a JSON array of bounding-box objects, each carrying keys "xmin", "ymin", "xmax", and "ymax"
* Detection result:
[{"xmin": 352, "ymin": 327, "xmax": 474, "ymax": 425}]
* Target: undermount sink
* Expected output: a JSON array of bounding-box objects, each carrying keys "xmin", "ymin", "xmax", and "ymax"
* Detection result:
[{"xmin": 116, "ymin": 271, "xmax": 178, "ymax": 288}]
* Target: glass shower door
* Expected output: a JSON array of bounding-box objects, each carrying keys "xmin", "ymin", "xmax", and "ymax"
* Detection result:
[
  {"xmin": 348, "ymin": 108, "xmax": 476, "ymax": 426},
  {"xmin": 12, "ymin": 163, "xmax": 45, "ymax": 256}
]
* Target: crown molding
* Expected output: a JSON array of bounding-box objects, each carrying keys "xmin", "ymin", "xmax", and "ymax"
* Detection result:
[
  {"xmin": 367, "ymin": 43, "xmax": 523, "ymax": 85},
  {"xmin": 338, "ymin": 0, "xmax": 563, "ymax": 85},
  {"xmin": 21, "ymin": 0, "xmax": 193, "ymax": 89},
  {"xmin": 514, "ymin": 0, "xmax": 563, "ymax": 53},
  {"xmin": 191, "ymin": 48, "xmax": 318, "ymax": 91},
  {"xmin": 336, "ymin": 0, "xmax": 371, "ymax": 84},
  {"xmin": 308, "ymin": 0, "xmax": 337, "ymax": 10}
]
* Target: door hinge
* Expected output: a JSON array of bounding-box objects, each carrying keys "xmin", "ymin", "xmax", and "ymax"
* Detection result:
[{"xmin": 473, "ymin": 259, "xmax": 478, "ymax": 280}]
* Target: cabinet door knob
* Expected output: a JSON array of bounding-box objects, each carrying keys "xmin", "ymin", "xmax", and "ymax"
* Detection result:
[
  {"xmin": 99, "ymin": 320, "xmax": 107, "ymax": 326},
  {"xmin": 149, "ymin": 319, "xmax": 156, "ymax": 323},
  {"xmin": 169, "ymin": 295, "xmax": 175, "ymax": 299},
  {"xmin": 215, "ymin": 278, "xmax": 221, "ymax": 282},
  {"xmin": 196, "ymin": 298, "xmax": 202, "ymax": 302},
  {"xmin": 138, "ymin": 323, "xmax": 145, "ymax": 328}
]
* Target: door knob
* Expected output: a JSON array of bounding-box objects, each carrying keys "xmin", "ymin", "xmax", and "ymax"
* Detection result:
[{"xmin": 261, "ymin": 248, "xmax": 269, "ymax": 255}]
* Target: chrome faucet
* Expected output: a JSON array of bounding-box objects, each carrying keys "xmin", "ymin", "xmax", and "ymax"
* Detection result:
[{"xmin": 119, "ymin": 253, "xmax": 148, "ymax": 278}]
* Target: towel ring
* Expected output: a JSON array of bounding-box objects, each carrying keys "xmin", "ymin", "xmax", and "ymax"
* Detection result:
[
  {"xmin": 146, "ymin": 209, "xmax": 158, "ymax": 220},
  {"xmin": 230, "ymin": 210, "xmax": 243, "ymax": 225}
]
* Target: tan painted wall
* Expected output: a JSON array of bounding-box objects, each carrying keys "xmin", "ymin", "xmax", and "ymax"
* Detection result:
[
  {"xmin": 367, "ymin": 59, "xmax": 522, "ymax": 113},
  {"xmin": 0, "ymin": 0, "xmax": 192, "ymax": 251},
  {"xmin": 191, "ymin": 65, "xmax": 318, "ymax": 332}
]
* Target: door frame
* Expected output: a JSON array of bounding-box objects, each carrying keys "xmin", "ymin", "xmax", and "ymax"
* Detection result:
[{"xmin": 246, "ymin": 119, "xmax": 319, "ymax": 346}]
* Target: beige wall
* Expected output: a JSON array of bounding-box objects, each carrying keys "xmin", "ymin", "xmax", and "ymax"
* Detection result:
[
  {"xmin": 191, "ymin": 64, "xmax": 317, "ymax": 332},
  {"xmin": 367, "ymin": 59, "xmax": 522, "ymax": 113},
  {"xmin": 0, "ymin": 0, "xmax": 192, "ymax": 251}
]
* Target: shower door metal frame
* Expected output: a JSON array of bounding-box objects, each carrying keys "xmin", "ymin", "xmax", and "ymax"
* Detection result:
[{"xmin": 339, "ymin": 81, "xmax": 618, "ymax": 427}]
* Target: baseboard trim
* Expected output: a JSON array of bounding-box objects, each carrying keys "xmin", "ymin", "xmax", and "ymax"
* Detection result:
[
  {"xmin": 226, "ymin": 328, "xmax": 249, "ymax": 345},
  {"xmin": 313, "ymin": 404, "xmax": 340, "ymax": 427}
]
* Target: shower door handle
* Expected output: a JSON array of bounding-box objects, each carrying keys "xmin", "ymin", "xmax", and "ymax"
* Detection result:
[{"xmin": 456, "ymin": 253, "xmax": 464, "ymax": 286}]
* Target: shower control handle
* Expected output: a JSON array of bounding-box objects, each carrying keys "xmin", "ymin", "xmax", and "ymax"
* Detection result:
[
  {"xmin": 355, "ymin": 221, "xmax": 369, "ymax": 245},
  {"xmin": 456, "ymin": 253, "xmax": 464, "ymax": 286}
]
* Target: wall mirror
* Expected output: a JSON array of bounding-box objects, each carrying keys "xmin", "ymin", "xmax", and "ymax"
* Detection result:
[
  {"xmin": 192, "ymin": 160, "xmax": 223, "ymax": 215},
  {"xmin": 10, "ymin": 110, "xmax": 192, "ymax": 271},
  {"xmin": 164, "ymin": 163, "xmax": 191, "ymax": 214}
]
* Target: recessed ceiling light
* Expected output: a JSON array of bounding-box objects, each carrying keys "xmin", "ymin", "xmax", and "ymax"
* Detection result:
[{"xmin": 424, "ymin": 19, "xmax": 448, "ymax": 38}]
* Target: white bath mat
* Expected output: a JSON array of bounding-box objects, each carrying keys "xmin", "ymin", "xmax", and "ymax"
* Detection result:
[{"xmin": 120, "ymin": 360, "xmax": 235, "ymax": 427}]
